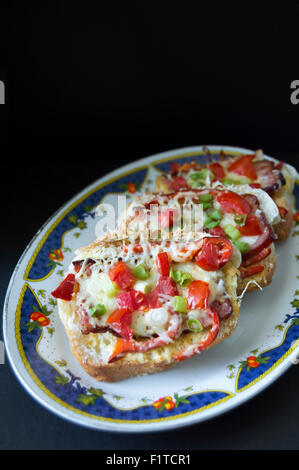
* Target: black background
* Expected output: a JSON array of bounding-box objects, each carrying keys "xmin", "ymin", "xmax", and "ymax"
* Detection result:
[{"xmin": 1, "ymin": 1, "xmax": 299, "ymax": 450}]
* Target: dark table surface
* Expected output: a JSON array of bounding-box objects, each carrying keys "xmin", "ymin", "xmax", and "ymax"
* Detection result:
[{"xmin": 1, "ymin": 149, "xmax": 299, "ymax": 450}]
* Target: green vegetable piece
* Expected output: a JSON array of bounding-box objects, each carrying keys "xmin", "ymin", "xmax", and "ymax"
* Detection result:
[
  {"xmin": 208, "ymin": 209, "xmax": 222, "ymax": 220},
  {"xmin": 204, "ymin": 219, "xmax": 221, "ymax": 229},
  {"xmin": 132, "ymin": 264, "xmax": 149, "ymax": 280},
  {"xmin": 234, "ymin": 214, "xmax": 247, "ymax": 226},
  {"xmin": 170, "ymin": 268, "xmax": 193, "ymax": 287},
  {"xmin": 224, "ymin": 224, "xmax": 242, "ymax": 241},
  {"xmin": 234, "ymin": 240, "xmax": 250, "ymax": 254},
  {"xmin": 172, "ymin": 296, "xmax": 188, "ymax": 313},
  {"xmin": 199, "ymin": 193, "xmax": 213, "ymax": 202},
  {"xmin": 90, "ymin": 304, "xmax": 106, "ymax": 317},
  {"xmin": 187, "ymin": 318, "xmax": 203, "ymax": 333},
  {"xmin": 191, "ymin": 180, "xmax": 203, "ymax": 188}
]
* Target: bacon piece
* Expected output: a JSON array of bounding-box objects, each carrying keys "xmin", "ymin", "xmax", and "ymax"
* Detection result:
[
  {"xmin": 241, "ymin": 247, "xmax": 271, "ymax": 268},
  {"xmin": 174, "ymin": 308, "xmax": 220, "ymax": 362},
  {"xmin": 242, "ymin": 212, "xmax": 276, "ymax": 260},
  {"xmin": 108, "ymin": 313, "xmax": 182, "ymax": 362},
  {"xmin": 210, "ymin": 298, "xmax": 233, "ymax": 320},
  {"xmin": 72, "ymin": 258, "xmax": 95, "ymax": 276},
  {"xmin": 253, "ymin": 160, "xmax": 285, "ymax": 193},
  {"xmin": 240, "ymin": 265, "xmax": 264, "ymax": 278}
]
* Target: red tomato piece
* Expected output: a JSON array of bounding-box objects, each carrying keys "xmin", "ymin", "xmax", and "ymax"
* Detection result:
[
  {"xmin": 188, "ymin": 280, "xmax": 210, "ymax": 310},
  {"xmin": 159, "ymin": 208, "xmax": 178, "ymax": 229},
  {"xmin": 249, "ymin": 183, "xmax": 261, "ymax": 189},
  {"xmin": 51, "ymin": 274, "xmax": 76, "ymax": 301},
  {"xmin": 278, "ymin": 206, "xmax": 288, "ymax": 218},
  {"xmin": 170, "ymin": 176, "xmax": 190, "ymax": 191},
  {"xmin": 106, "ymin": 308, "xmax": 133, "ymax": 340},
  {"xmin": 195, "ymin": 237, "xmax": 233, "ymax": 271},
  {"xmin": 156, "ymin": 252, "xmax": 170, "ymax": 276},
  {"xmin": 237, "ymin": 214, "xmax": 263, "ymax": 236},
  {"xmin": 209, "ymin": 162, "xmax": 225, "ymax": 180},
  {"xmin": 108, "ymin": 262, "xmax": 135, "ymax": 289},
  {"xmin": 117, "ymin": 290, "xmax": 148, "ymax": 312},
  {"xmin": 228, "ymin": 154, "xmax": 257, "ymax": 180},
  {"xmin": 217, "ymin": 190, "xmax": 251, "ymax": 215},
  {"xmin": 156, "ymin": 276, "xmax": 178, "ymax": 296}
]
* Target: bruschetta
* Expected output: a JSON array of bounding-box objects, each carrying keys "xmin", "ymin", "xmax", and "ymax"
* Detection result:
[
  {"xmin": 52, "ymin": 235, "xmax": 240, "ymax": 382},
  {"xmin": 155, "ymin": 150, "xmax": 297, "ymax": 241}
]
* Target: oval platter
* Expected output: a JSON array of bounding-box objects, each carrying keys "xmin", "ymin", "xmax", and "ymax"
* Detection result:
[{"xmin": 3, "ymin": 145, "xmax": 299, "ymax": 432}]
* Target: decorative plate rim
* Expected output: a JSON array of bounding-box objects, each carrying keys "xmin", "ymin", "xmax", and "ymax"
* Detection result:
[{"xmin": 3, "ymin": 145, "xmax": 299, "ymax": 433}]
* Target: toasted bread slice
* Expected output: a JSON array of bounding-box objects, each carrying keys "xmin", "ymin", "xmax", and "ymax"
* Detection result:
[{"xmin": 56, "ymin": 238, "xmax": 240, "ymax": 382}]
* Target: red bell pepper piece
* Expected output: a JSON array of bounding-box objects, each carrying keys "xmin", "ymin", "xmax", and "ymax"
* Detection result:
[
  {"xmin": 188, "ymin": 280, "xmax": 210, "ymax": 310},
  {"xmin": 209, "ymin": 226, "xmax": 226, "ymax": 237},
  {"xmin": 106, "ymin": 308, "xmax": 133, "ymax": 340},
  {"xmin": 228, "ymin": 154, "xmax": 257, "ymax": 180},
  {"xmin": 108, "ymin": 261, "xmax": 135, "ymax": 289},
  {"xmin": 156, "ymin": 252, "xmax": 170, "ymax": 276},
  {"xmin": 51, "ymin": 274, "xmax": 76, "ymax": 301}
]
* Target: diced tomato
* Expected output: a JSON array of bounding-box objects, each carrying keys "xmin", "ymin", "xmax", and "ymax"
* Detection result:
[
  {"xmin": 217, "ymin": 190, "xmax": 251, "ymax": 215},
  {"xmin": 117, "ymin": 290, "xmax": 148, "ymax": 312},
  {"xmin": 146, "ymin": 290, "xmax": 161, "ymax": 309},
  {"xmin": 278, "ymin": 206, "xmax": 288, "ymax": 218},
  {"xmin": 209, "ymin": 226, "xmax": 226, "ymax": 237},
  {"xmin": 156, "ymin": 276, "xmax": 178, "ymax": 296},
  {"xmin": 159, "ymin": 209, "xmax": 178, "ymax": 229},
  {"xmin": 188, "ymin": 280, "xmax": 210, "ymax": 310},
  {"xmin": 209, "ymin": 162, "xmax": 225, "ymax": 180},
  {"xmin": 51, "ymin": 274, "xmax": 76, "ymax": 301},
  {"xmin": 106, "ymin": 308, "xmax": 133, "ymax": 340},
  {"xmin": 228, "ymin": 154, "xmax": 257, "ymax": 180},
  {"xmin": 195, "ymin": 237, "xmax": 233, "ymax": 271},
  {"xmin": 108, "ymin": 261, "xmax": 135, "ymax": 290},
  {"xmin": 156, "ymin": 252, "xmax": 170, "ymax": 276},
  {"xmin": 133, "ymin": 244, "xmax": 143, "ymax": 253},
  {"xmin": 240, "ymin": 265, "xmax": 264, "ymax": 278},
  {"xmin": 237, "ymin": 214, "xmax": 263, "ymax": 236},
  {"xmin": 170, "ymin": 176, "xmax": 190, "ymax": 191}
]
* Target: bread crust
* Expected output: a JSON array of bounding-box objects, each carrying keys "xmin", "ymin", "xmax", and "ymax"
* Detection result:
[
  {"xmin": 57, "ymin": 262, "xmax": 239, "ymax": 382},
  {"xmin": 272, "ymin": 189, "xmax": 294, "ymax": 242}
]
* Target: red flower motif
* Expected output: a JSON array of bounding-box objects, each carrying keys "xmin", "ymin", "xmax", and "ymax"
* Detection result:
[
  {"xmin": 153, "ymin": 396, "xmax": 175, "ymax": 411},
  {"xmin": 128, "ymin": 183, "xmax": 136, "ymax": 194},
  {"xmin": 49, "ymin": 249, "xmax": 64, "ymax": 262},
  {"xmin": 246, "ymin": 356, "xmax": 259, "ymax": 368},
  {"xmin": 30, "ymin": 312, "xmax": 50, "ymax": 327}
]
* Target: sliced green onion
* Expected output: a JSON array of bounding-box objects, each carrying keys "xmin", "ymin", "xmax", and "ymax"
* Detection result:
[
  {"xmin": 170, "ymin": 268, "xmax": 193, "ymax": 287},
  {"xmin": 191, "ymin": 180, "xmax": 203, "ymax": 188},
  {"xmin": 172, "ymin": 296, "xmax": 188, "ymax": 313},
  {"xmin": 102, "ymin": 278, "xmax": 118, "ymax": 298},
  {"xmin": 199, "ymin": 193, "xmax": 213, "ymax": 202},
  {"xmin": 234, "ymin": 214, "xmax": 247, "ymax": 226},
  {"xmin": 234, "ymin": 240, "xmax": 250, "ymax": 254},
  {"xmin": 208, "ymin": 209, "xmax": 222, "ymax": 220},
  {"xmin": 90, "ymin": 304, "xmax": 106, "ymax": 317},
  {"xmin": 222, "ymin": 178, "xmax": 236, "ymax": 185},
  {"xmin": 202, "ymin": 201, "xmax": 213, "ymax": 210},
  {"xmin": 187, "ymin": 318, "xmax": 203, "ymax": 333},
  {"xmin": 132, "ymin": 264, "xmax": 149, "ymax": 280},
  {"xmin": 224, "ymin": 224, "xmax": 241, "ymax": 241},
  {"xmin": 190, "ymin": 172, "xmax": 203, "ymax": 181},
  {"xmin": 204, "ymin": 219, "xmax": 221, "ymax": 229}
]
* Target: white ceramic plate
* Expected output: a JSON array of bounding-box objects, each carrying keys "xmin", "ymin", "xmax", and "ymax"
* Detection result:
[{"xmin": 3, "ymin": 146, "xmax": 299, "ymax": 432}]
